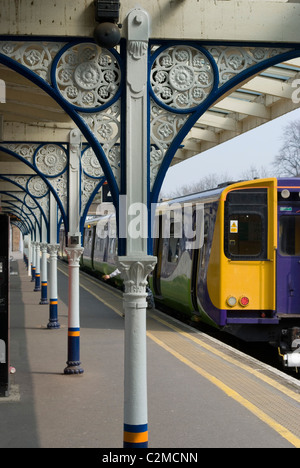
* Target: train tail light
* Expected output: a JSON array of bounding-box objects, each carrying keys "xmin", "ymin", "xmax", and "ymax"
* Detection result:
[
  {"xmin": 239, "ymin": 296, "xmax": 249, "ymax": 307},
  {"xmin": 226, "ymin": 296, "xmax": 237, "ymax": 307}
]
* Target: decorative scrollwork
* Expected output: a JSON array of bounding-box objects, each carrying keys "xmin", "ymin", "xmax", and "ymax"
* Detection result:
[
  {"xmin": 0, "ymin": 42, "xmax": 65, "ymax": 82},
  {"xmin": 80, "ymin": 101, "xmax": 121, "ymax": 186},
  {"xmin": 82, "ymin": 147, "xmax": 104, "ymax": 178},
  {"xmin": 55, "ymin": 43, "xmax": 121, "ymax": 109},
  {"xmin": 80, "ymin": 174, "xmax": 102, "ymax": 216},
  {"xmin": 27, "ymin": 176, "xmax": 48, "ymax": 198},
  {"xmin": 2, "ymin": 143, "xmax": 38, "ymax": 163},
  {"xmin": 207, "ymin": 46, "xmax": 290, "ymax": 86},
  {"xmin": 48, "ymin": 173, "xmax": 68, "ymax": 213},
  {"xmin": 35, "ymin": 144, "xmax": 67, "ymax": 177},
  {"xmin": 151, "ymin": 46, "xmax": 214, "ymax": 110},
  {"xmin": 150, "ymin": 99, "xmax": 188, "ymax": 188}
]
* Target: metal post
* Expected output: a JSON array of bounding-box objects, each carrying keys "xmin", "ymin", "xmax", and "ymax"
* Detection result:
[
  {"xmin": 117, "ymin": 257, "xmax": 156, "ymax": 448},
  {"xmin": 34, "ymin": 242, "xmax": 41, "ymax": 291},
  {"xmin": 31, "ymin": 240, "xmax": 36, "ymax": 282},
  {"xmin": 47, "ymin": 193, "xmax": 59, "ymax": 327},
  {"xmin": 64, "ymin": 246, "xmax": 84, "ymax": 374},
  {"xmin": 40, "ymin": 242, "xmax": 48, "ymax": 304},
  {"xmin": 63, "ymin": 129, "xmax": 83, "ymax": 374},
  {"xmin": 117, "ymin": 8, "xmax": 157, "ymax": 448},
  {"xmin": 27, "ymin": 236, "xmax": 32, "ymax": 277},
  {"xmin": 47, "ymin": 244, "xmax": 60, "ymax": 329}
]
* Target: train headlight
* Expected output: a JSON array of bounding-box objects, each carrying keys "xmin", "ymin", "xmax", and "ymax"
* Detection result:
[
  {"xmin": 281, "ymin": 189, "xmax": 290, "ymax": 199},
  {"xmin": 226, "ymin": 296, "xmax": 237, "ymax": 307},
  {"xmin": 239, "ymin": 296, "xmax": 249, "ymax": 307}
]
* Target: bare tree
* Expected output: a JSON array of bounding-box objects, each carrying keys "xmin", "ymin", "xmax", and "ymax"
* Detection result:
[
  {"xmin": 160, "ymin": 172, "xmax": 229, "ymax": 198},
  {"xmin": 239, "ymin": 164, "xmax": 272, "ymax": 180},
  {"xmin": 272, "ymin": 120, "xmax": 300, "ymax": 176}
]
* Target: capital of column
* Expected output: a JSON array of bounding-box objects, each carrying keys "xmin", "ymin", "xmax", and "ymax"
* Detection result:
[
  {"xmin": 65, "ymin": 247, "xmax": 84, "ymax": 267},
  {"xmin": 126, "ymin": 8, "xmax": 149, "ymax": 95},
  {"xmin": 117, "ymin": 255, "xmax": 157, "ymax": 295},
  {"xmin": 47, "ymin": 243, "xmax": 60, "ymax": 256},
  {"xmin": 40, "ymin": 242, "xmax": 48, "ymax": 253}
]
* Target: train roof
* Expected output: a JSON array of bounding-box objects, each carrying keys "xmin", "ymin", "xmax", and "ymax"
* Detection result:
[
  {"xmin": 162, "ymin": 177, "xmax": 300, "ymax": 206},
  {"xmin": 161, "ymin": 180, "xmax": 242, "ymax": 206},
  {"xmin": 83, "ymin": 177, "xmax": 300, "ymax": 228}
]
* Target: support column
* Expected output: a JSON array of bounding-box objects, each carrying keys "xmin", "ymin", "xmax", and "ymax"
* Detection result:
[
  {"xmin": 34, "ymin": 242, "xmax": 41, "ymax": 291},
  {"xmin": 117, "ymin": 256, "xmax": 156, "ymax": 448},
  {"xmin": 40, "ymin": 242, "xmax": 48, "ymax": 304},
  {"xmin": 119, "ymin": 8, "xmax": 157, "ymax": 448},
  {"xmin": 27, "ymin": 237, "xmax": 32, "ymax": 277},
  {"xmin": 64, "ymin": 246, "xmax": 84, "ymax": 375},
  {"xmin": 48, "ymin": 193, "xmax": 59, "ymax": 327},
  {"xmin": 31, "ymin": 241, "xmax": 36, "ymax": 282},
  {"xmin": 63, "ymin": 128, "xmax": 83, "ymax": 374},
  {"xmin": 47, "ymin": 244, "xmax": 60, "ymax": 329}
]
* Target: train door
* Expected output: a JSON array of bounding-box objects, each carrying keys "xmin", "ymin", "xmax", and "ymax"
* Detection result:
[
  {"xmin": 277, "ymin": 201, "xmax": 300, "ymax": 315},
  {"xmin": 190, "ymin": 205, "xmax": 204, "ymax": 313},
  {"xmin": 152, "ymin": 214, "xmax": 163, "ymax": 297}
]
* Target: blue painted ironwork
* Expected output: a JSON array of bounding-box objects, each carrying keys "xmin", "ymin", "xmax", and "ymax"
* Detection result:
[{"xmin": 0, "ymin": 38, "xmax": 299, "ymax": 254}]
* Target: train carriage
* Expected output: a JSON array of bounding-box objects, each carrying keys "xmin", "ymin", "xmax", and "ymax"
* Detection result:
[{"xmin": 61, "ymin": 177, "xmax": 300, "ymax": 369}]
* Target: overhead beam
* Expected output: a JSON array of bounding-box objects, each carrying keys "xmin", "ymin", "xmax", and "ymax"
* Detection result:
[
  {"xmin": 2, "ymin": 122, "xmax": 81, "ymax": 142},
  {"xmin": 213, "ymin": 97, "xmax": 270, "ymax": 119},
  {"xmin": 0, "ymin": 162, "xmax": 35, "ymax": 174},
  {"xmin": 0, "ymin": 0, "xmax": 300, "ymax": 43},
  {"xmin": 241, "ymin": 76, "xmax": 295, "ymax": 100}
]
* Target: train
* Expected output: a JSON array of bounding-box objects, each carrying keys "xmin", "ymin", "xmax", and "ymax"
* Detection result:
[{"xmin": 59, "ymin": 177, "xmax": 300, "ymax": 370}]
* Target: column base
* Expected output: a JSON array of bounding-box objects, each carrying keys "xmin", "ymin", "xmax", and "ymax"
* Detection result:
[
  {"xmin": 34, "ymin": 275, "xmax": 41, "ymax": 291},
  {"xmin": 123, "ymin": 423, "xmax": 148, "ymax": 448},
  {"xmin": 64, "ymin": 361, "xmax": 84, "ymax": 375},
  {"xmin": 47, "ymin": 320, "xmax": 60, "ymax": 329},
  {"xmin": 40, "ymin": 299, "xmax": 49, "ymax": 305},
  {"xmin": 40, "ymin": 283, "xmax": 48, "ymax": 304}
]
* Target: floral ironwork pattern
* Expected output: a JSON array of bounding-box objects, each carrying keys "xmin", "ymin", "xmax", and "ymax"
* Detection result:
[
  {"xmin": 207, "ymin": 46, "xmax": 290, "ymax": 86},
  {"xmin": 0, "ymin": 40, "xmax": 293, "ymax": 211},
  {"xmin": 0, "ymin": 42, "xmax": 65, "ymax": 82},
  {"xmin": 149, "ymin": 44, "xmax": 291, "ymax": 189},
  {"xmin": 150, "ymin": 99, "xmax": 188, "ymax": 187},
  {"xmin": 80, "ymin": 101, "xmax": 121, "ymax": 186},
  {"xmin": 35, "ymin": 144, "xmax": 67, "ymax": 176},
  {"xmin": 151, "ymin": 46, "xmax": 214, "ymax": 111},
  {"xmin": 55, "ymin": 43, "xmax": 121, "ymax": 109},
  {"xmin": 82, "ymin": 146, "xmax": 104, "ymax": 178}
]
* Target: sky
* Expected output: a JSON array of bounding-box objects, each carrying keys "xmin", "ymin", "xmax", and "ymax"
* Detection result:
[{"xmin": 160, "ymin": 108, "xmax": 300, "ymax": 196}]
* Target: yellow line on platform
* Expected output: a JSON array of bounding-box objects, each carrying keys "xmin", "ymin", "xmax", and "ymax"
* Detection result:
[
  {"xmin": 151, "ymin": 312, "xmax": 300, "ymax": 405},
  {"xmin": 57, "ymin": 264, "xmax": 300, "ymax": 447},
  {"xmin": 147, "ymin": 331, "xmax": 300, "ymax": 449}
]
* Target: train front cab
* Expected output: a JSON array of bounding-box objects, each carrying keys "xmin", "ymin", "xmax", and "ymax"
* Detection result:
[
  {"xmin": 207, "ymin": 178, "xmax": 277, "ymax": 338},
  {"xmin": 207, "ymin": 177, "xmax": 300, "ymax": 369}
]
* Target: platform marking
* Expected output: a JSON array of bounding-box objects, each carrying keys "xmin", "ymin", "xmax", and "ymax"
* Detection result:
[
  {"xmin": 147, "ymin": 331, "xmax": 300, "ymax": 449},
  {"xmin": 150, "ymin": 312, "xmax": 300, "ymax": 404},
  {"xmin": 76, "ymin": 269, "xmax": 300, "ymax": 404},
  {"xmin": 57, "ymin": 263, "xmax": 300, "ymax": 447}
]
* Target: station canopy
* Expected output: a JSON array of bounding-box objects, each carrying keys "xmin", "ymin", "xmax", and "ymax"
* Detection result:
[{"xmin": 0, "ymin": 55, "xmax": 299, "ymax": 172}]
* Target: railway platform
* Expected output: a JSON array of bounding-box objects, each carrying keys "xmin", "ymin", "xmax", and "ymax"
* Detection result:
[{"xmin": 1, "ymin": 251, "xmax": 300, "ymax": 449}]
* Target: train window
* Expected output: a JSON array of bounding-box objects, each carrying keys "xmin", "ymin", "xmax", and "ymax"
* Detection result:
[
  {"xmin": 224, "ymin": 188, "xmax": 268, "ymax": 260},
  {"xmin": 168, "ymin": 222, "xmax": 181, "ymax": 263},
  {"xmin": 226, "ymin": 214, "xmax": 263, "ymax": 258},
  {"xmin": 279, "ymin": 215, "xmax": 300, "ymax": 256}
]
